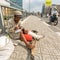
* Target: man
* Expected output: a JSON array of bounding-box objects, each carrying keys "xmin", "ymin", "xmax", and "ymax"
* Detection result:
[
  {"xmin": 50, "ymin": 7, "xmax": 58, "ymax": 22},
  {"xmin": 51, "ymin": 7, "xmax": 58, "ymax": 17},
  {"xmin": 8, "ymin": 11, "xmax": 44, "ymax": 49}
]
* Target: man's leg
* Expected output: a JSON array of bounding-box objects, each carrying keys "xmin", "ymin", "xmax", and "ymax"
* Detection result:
[
  {"xmin": 20, "ymin": 31, "xmax": 35, "ymax": 49},
  {"xmin": 28, "ymin": 31, "xmax": 45, "ymax": 40},
  {"xmin": 22, "ymin": 29, "xmax": 44, "ymax": 40}
]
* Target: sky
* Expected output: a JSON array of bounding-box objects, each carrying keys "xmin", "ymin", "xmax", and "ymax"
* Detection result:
[{"xmin": 23, "ymin": 0, "xmax": 60, "ymax": 13}]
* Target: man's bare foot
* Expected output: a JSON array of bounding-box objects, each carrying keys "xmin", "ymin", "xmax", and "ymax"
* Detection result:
[
  {"xmin": 37, "ymin": 35, "xmax": 45, "ymax": 41},
  {"xmin": 40, "ymin": 35, "xmax": 45, "ymax": 39}
]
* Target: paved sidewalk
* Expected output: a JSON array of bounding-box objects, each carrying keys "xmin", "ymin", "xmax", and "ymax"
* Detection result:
[{"xmin": 9, "ymin": 15, "xmax": 60, "ymax": 60}]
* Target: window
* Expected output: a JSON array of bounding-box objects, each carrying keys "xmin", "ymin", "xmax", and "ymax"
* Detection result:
[{"xmin": 2, "ymin": 7, "xmax": 15, "ymax": 33}]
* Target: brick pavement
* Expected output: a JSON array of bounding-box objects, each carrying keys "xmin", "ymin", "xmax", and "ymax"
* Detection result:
[{"xmin": 9, "ymin": 15, "xmax": 60, "ymax": 60}]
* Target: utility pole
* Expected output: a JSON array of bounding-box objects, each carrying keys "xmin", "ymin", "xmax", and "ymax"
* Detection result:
[
  {"xmin": 29, "ymin": 0, "xmax": 30, "ymax": 13},
  {"xmin": 41, "ymin": 3, "xmax": 45, "ymax": 17}
]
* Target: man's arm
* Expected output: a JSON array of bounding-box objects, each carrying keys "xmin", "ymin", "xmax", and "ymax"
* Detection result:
[{"xmin": 8, "ymin": 21, "xmax": 15, "ymax": 33}]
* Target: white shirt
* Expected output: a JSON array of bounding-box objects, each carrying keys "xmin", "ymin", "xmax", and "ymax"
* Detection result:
[{"xmin": 51, "ymin": 10, "xmax": 58, "ymax": 17}]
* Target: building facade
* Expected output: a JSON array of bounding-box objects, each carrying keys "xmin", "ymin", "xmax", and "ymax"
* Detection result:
[
  {"xmin": 10, "ymin": 0, "xmax": 23, "ymax": 9},
  {"xmin": 44, "ymin": 4, "xmax": 60, "ymax": 16},
  {"xmin": 0, "ymin": 0, "xmax": 23, "ymax": 33}
]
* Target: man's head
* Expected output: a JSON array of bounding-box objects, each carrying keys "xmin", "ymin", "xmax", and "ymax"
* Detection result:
[
  {"xmin": 54, "ymin": 6, "xmax": 57, "ymax": 11},
  {"xmin": 14, "ymin": 11, "xmax": 22, "ymax": 23}
]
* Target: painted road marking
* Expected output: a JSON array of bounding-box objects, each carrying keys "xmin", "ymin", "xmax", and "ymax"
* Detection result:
[
  {"xmin": 56, "ymin": 32, "xmax": 60, "ymax": 36},
  {"xmin": 42, "ymin": 21, "xmax": 60, "ymax": 36},
  {"xmin": 21, "ymin": 15, "xmax": 41, "ymax": 24},
  {"xmin": 43, "ymin": 22, "xmax": 50, "ymax": 26},
  {"xmin": 53, "ymin": 26, "xmax": 60, "ymax": 31},
  {"xmin": 21, "ymin": 16, "xmax": 31, "ymax": 24}
]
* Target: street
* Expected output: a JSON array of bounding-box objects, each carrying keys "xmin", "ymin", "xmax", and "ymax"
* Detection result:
[
  {"xmin": 9, "ymin": 15, "xmax": 60, "ymax": 60},
  {"xmin": 41, "ymin": 17, "xmax": 60, "ymax": 36}
]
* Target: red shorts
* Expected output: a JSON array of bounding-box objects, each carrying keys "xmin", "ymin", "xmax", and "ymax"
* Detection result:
[{"xmin": 24, "ymin": 34, "xmax": 32, "ymax": 42}]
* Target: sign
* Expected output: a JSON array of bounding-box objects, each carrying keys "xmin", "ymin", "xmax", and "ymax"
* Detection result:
[
  {"xmin": 45, "ymin": 0, "xmax": 52, "ymax": 6},
  {"xmin": 0, "ymin": 0, "xmax": 10, "ymax": 6}
]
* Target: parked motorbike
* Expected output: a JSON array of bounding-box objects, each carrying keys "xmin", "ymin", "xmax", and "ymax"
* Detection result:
[{"xmin": 49, "ymin": 14, "xmax": 58, "ymax": 26}]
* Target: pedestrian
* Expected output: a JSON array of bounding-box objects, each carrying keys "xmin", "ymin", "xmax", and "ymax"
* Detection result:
[{"xmin": 50, "ymin": 7, "xmax": 58, "ymax": 22}]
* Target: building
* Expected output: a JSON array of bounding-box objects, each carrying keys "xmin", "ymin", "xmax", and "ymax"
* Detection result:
[
  {"xmin": 0, "ymin": 0, "xmax": 23, "ymax": 33},
  {"xmin": 44, "ymin": 6, "xmax": 52, "ymax": 15},
  {"xmin": 2, "ymin": 0, "xmax": 23, "ymax": 20},
  {"xmin": 44, "ymin": 4, "xmax": 60, "ymax": 16},
  {"xmin": 10, "ymin": 0, "xmax": 23, "ymax": 9}
]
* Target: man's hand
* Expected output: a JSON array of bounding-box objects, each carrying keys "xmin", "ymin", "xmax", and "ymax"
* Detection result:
[
  {"xmin": 14, "ymin": 25, "xmax": 19, "ymax": 30},
  {"xmin": 18, "ymin": 25, "xmax": 22, "ymax": 29}
]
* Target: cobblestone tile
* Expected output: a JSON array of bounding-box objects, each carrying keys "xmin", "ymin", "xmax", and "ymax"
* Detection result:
[{"xmin": 9, "ymin": 16, "xmax": 60, "ymax": 60}]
